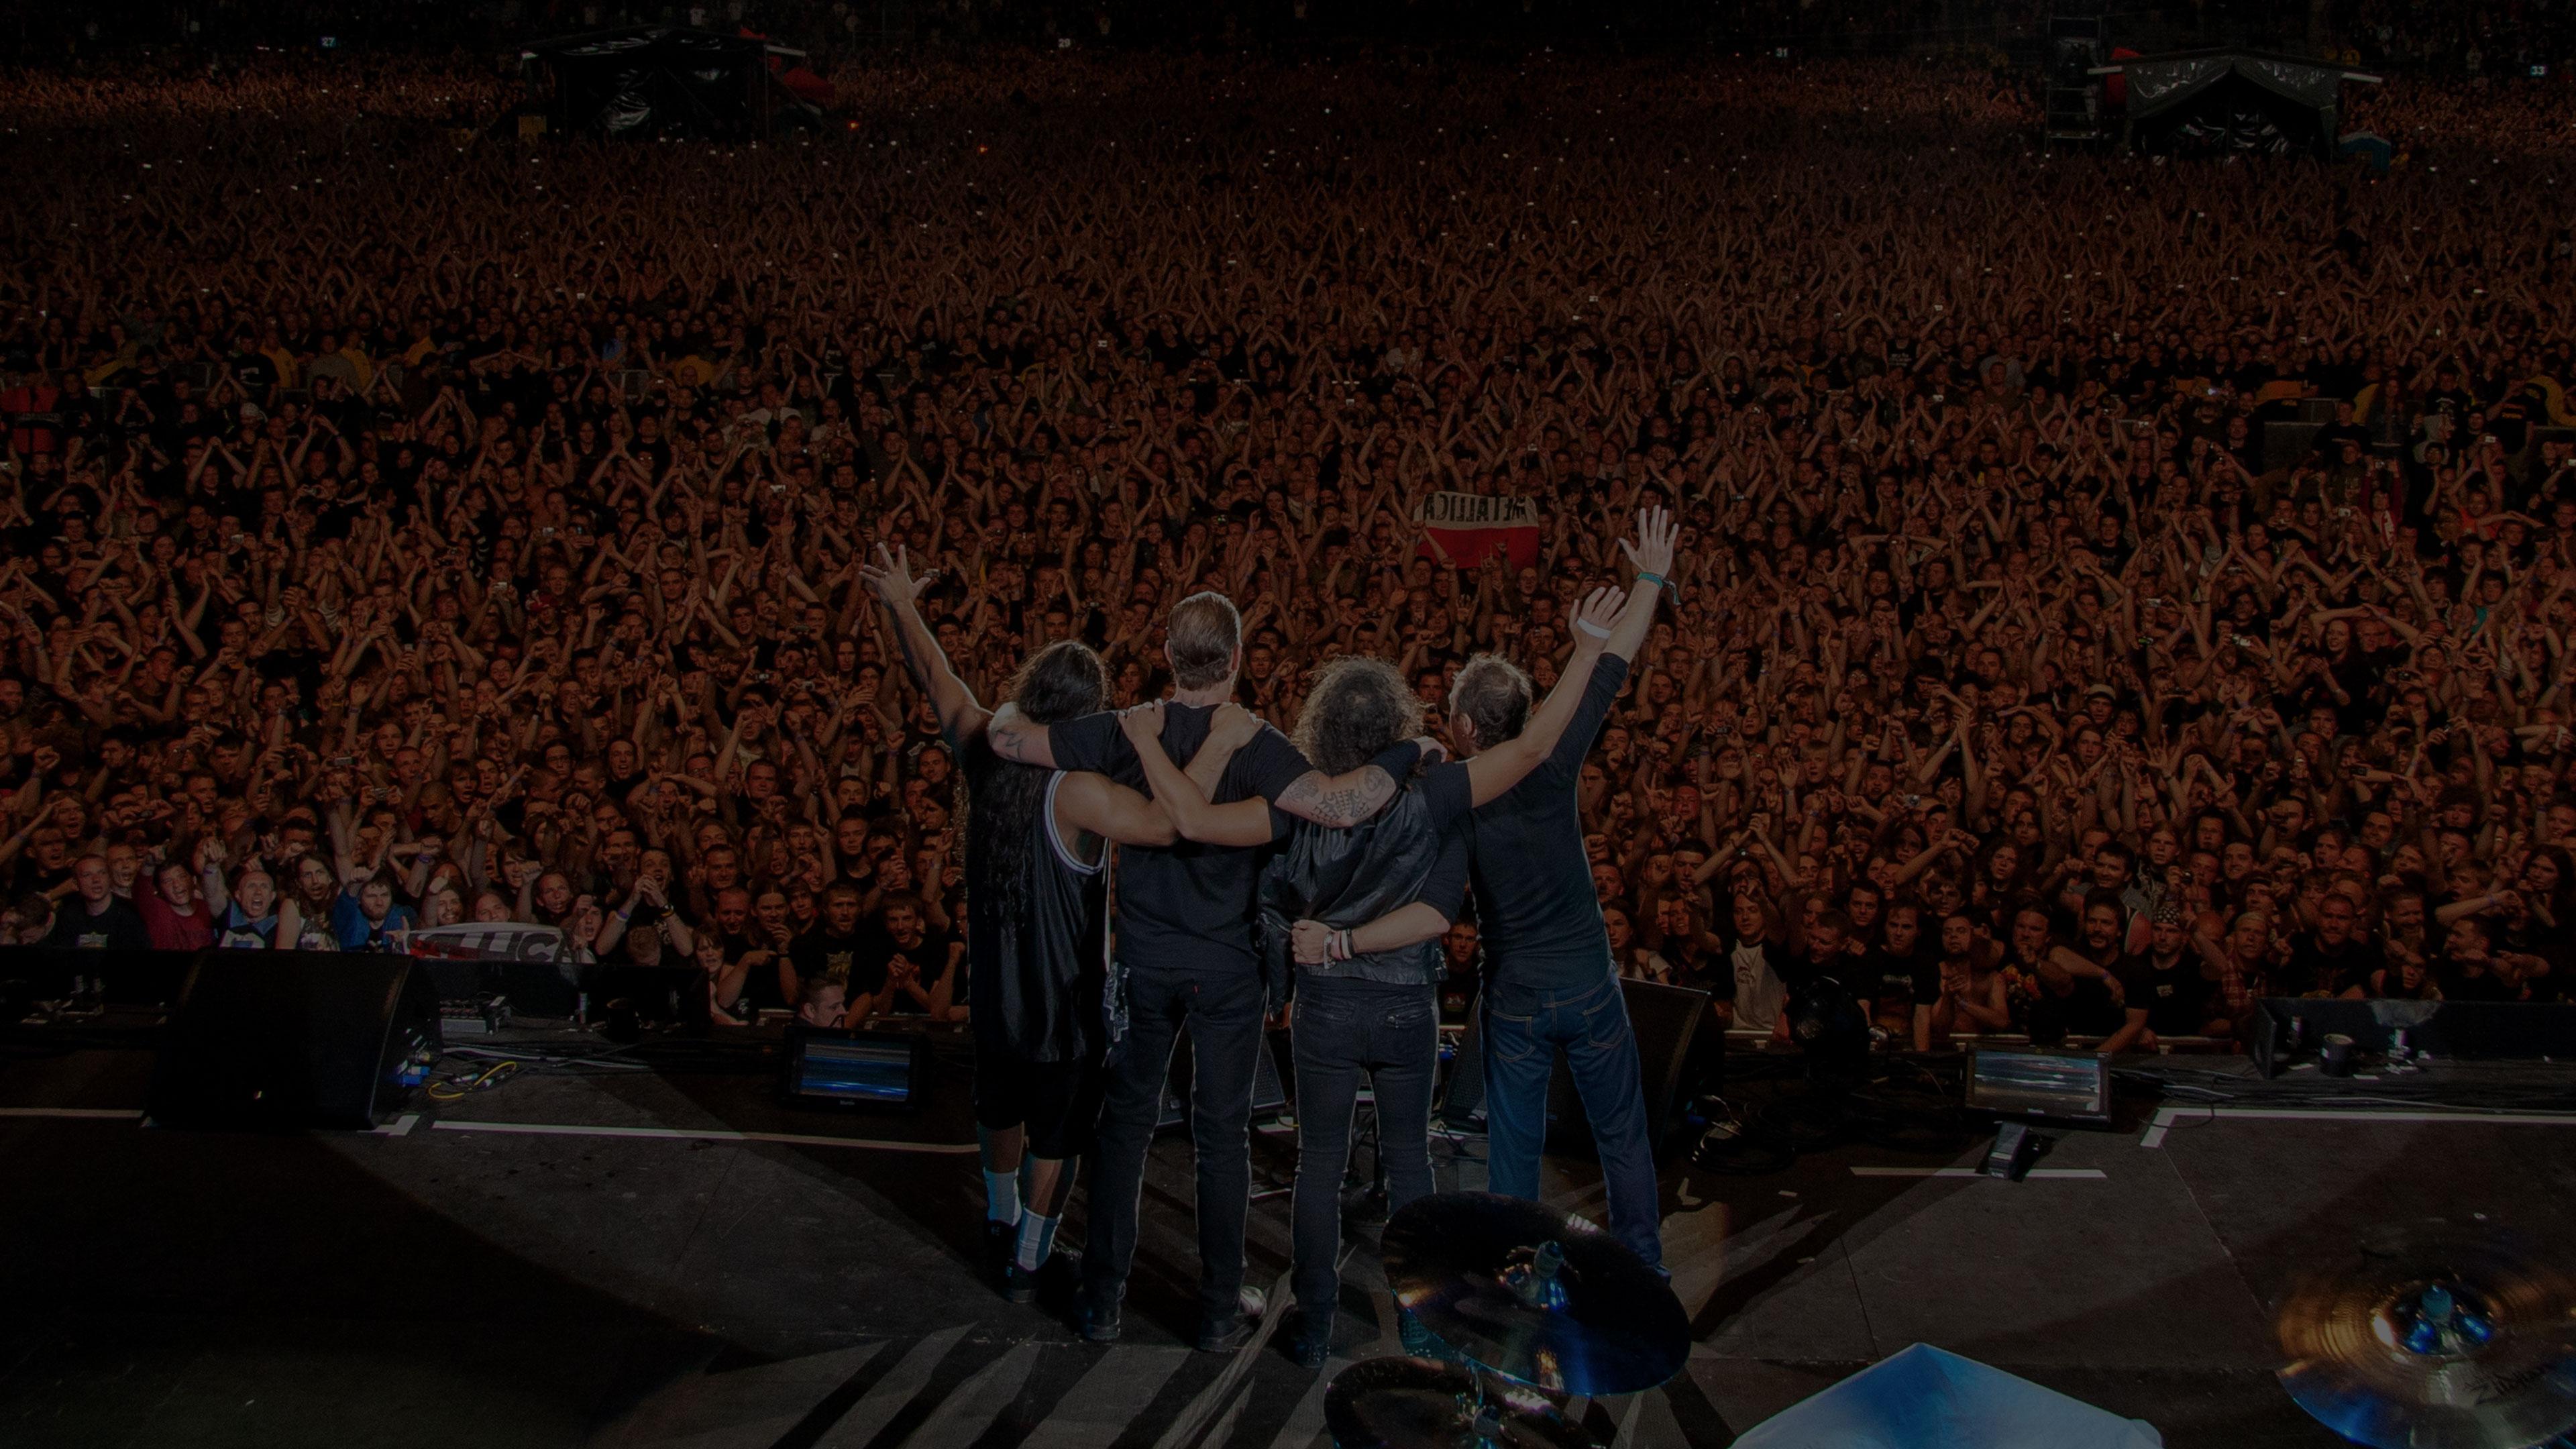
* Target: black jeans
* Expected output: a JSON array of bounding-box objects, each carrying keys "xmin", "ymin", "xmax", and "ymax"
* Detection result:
[
  {"xmin": 1082, "ymin": 963, "xmax": 1267, "ymax": 1326},
  {"xmin": 1290, "ymin": 977, "xmax": 1438, "ymax": 1315}
]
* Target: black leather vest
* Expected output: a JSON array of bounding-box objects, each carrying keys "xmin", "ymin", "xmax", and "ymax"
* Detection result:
[{"xmin": 1259, "ymin": 785, "xmax": 1446, "ymax": 989}]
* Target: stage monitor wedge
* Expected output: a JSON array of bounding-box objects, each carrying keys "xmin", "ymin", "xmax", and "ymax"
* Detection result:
[
  {"xmin": 1967, "ymin": 1047, "xmax": 2111, "ymax": 1125},
  {"xmin": 147, "ymin": 951, "xmax": 441, "ymax": 1132},
  {"xmin": 782, "ymin": 1025, "xmax": 928, "ymax": 1110}
]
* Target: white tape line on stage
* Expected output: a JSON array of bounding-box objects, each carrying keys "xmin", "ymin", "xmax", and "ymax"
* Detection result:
[
  {"xmin": 2139, "ymin": 1104, "xmax": 2576, "ymax": 1148},
  {"xmin": 1849, "ymin": 1167, "xmax": 2108, "ymax": 1179},
  {"xmin": 429, "ymin": 1119, "xmax": 981, "ymax": 1153}
]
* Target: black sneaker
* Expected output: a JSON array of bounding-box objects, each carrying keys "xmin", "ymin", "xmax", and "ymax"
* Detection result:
[
  {"xmin": 1006, "ymin": 1248, "xmax": 1080, "ymax": 1306},
  {"xmin": 1290, "ymin": 1305, "xmax": 1332, "ymax": 1370},
  {"xmin": 1005, "ymin": 1260, "xmax": 1040, "ymax": 1305},
  {"xmin": 1197, "ymin": 1285, "xmax": 1267, "ymax": 1353},
  {"xmin": 983, "ymin": 1220, "xmax": 1018, "ymax": 1291},
  {"xmin": 1078, "ymin": 1287, "xmax": 1123, "ymax": 1344}
]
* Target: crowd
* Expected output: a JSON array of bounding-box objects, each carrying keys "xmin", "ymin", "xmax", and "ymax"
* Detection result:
[{"xmin": 4, "ymin": 44, "xmax": 2576, "ymax": 1054}]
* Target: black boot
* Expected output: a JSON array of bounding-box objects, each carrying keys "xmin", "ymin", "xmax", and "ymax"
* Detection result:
[{"xmin": 1290, "ymin": 1305, "xmax": 1333, "ymax": 1370}]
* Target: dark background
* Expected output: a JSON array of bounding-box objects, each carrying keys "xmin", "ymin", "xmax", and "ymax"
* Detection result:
[{"xmin": 0, "ymin": 0, "xmax": 2561, "ymax": 83}]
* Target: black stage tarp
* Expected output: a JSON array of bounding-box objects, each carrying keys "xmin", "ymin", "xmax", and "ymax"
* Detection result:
[
  {"xmin": 521, "ymin": 25, "xmax": 818, "ymax": 141},
  {"xmin": 2110, "ymin": 49, "xmax": 2371, "ymax": 158}
]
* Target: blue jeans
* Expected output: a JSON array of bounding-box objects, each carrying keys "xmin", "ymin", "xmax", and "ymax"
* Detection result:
[{"xmin": 1481, "ymin": 968, "xmax": 1663, "ymax": 1269}]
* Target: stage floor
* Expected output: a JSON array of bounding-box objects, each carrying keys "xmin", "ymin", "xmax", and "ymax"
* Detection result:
[{"xmin": 6, "ymin": 1036, "xmax": 2573, "ymax": 1448}]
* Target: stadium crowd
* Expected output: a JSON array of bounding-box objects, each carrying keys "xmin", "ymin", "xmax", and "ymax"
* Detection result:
[{"xmin": 5, "ymin": 46, "xmax": 2576, "ymax": 1051}]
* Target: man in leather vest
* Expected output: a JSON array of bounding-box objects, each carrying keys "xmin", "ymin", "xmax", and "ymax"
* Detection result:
[{"xmin": 1124, "ymin": 507, "xmax": 1674, "ymax": 1365}]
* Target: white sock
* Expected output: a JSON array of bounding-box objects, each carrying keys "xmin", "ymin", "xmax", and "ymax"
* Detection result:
[
  {"xmin": 984, "ymin": 1169, "xmax": 1021, "ymax": 1225},
  {"xmin": 1016, "ymin": 1212, "xmax": 1060, "ymax": 1271}
]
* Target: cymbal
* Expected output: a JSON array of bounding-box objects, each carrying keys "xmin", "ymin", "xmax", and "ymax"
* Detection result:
[
  {"xmin": 2275, "ymin": 1224, "xmax": 2576, "ymax": 1449},
  {"xmin": 1323, "ymin": 1356, "xmax": 1599, "ymax": 1449},
  {"xmin": 1381, "ymin": 1192, "xmax": 1690, "ymax": 1397}
]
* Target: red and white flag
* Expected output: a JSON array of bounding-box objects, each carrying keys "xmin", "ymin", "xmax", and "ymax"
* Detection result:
[{"xmin": 1417, "ymin": 492, "xmax": 1542, "ymax": 569}]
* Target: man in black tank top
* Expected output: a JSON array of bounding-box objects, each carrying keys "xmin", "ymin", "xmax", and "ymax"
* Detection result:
[{"xmin": 864, "ymin": 547, "xmax": 1181, "ymax": 1304}]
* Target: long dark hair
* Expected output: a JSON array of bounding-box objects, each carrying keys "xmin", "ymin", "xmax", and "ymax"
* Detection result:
[
  {"xmin": 969, "ymin": 640, "xmax": 1109, "ymax": 923},
  {"xmin": 1291, "ymin": 656, "xmax": 1420, "ymax": 776}
]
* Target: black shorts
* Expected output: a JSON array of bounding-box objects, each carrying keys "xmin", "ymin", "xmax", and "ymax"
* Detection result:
[{"xmin": 973, "ymin": 1048, "xmax": 1106, "ymax": 1159}]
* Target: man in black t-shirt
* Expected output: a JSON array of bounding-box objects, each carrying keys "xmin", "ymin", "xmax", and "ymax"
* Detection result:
[
  {"xmin": 2103, "ymin": 906, "xmax": 2225, "ymax": 1053},
  {"xmin": 870, "ymin": 895, "xmax": 965, "ymax": 1021},
  {"xmin": 1866, "ymin": 902, "xmax": 1941, "ymax": 1049},
  {"xmin": 2438, "ymin": 915, "xmax": 2520, "ymax": 1002},
  {"xmin": 716, "ymin": 886, "xmax": 796, "ymax": 1016},
  {"xmin": 2279, "ymin": 894, "xmax": 2379, "ymax": 999},
  {"xmin": 789, "ymin": 882, "xmax": 883, "ymax": 1020},
  {"xmin": 987, "ymin": 590, "xmax": 1424, "ymax": 1349},
  {"xmin": 40, "ymin": 855, "xmax": 150, "ymax": 954},
  {"xmin": 2015, "ymin": 901, "xmax": 2126, "ymax": 1046},
  {"xmin": 1454, "ymin": 507, "xmax": 1677, "ymax": 1271}
]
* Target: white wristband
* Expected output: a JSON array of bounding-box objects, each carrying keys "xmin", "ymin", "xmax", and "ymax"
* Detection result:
[{"xmin": 1574, "ymin": 617, "xmax": 1613, "ymax": 640}]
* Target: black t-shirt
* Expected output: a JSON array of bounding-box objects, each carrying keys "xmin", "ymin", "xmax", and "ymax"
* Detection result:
[
  {"xmin": 2114, "ymin": 951, "xmax": 2213, "ymax": 1036},
  {"xmin": 2281, "ymin": 932, "xmax": 2383, "ymax": 998},
  {"xmin": 1862, "ymin": 946, "xmax": 1938, "ymax": 1015},
  {"xmin": 1376, "ymin": 767, "xmax": 1475, "ymax": 989},
  {"xmin": 1412, "ymin": 759, "xmax": 1477, "ymax": 920},
  {"xmin": 2029, "ymin": 963, "xmax": 2126, "ymax": 1039},
  {"xmin": 872, "ymin": 925, "xmax": 959, "ymax": 1014},
  {"xmin": 1462, "ymin": 655, "xmax": 1631, "ymax": 989},
  {"xmin": 2440, "ymin": 959, "xmax": 2518, "ymax": 1002},
  {"xmin": 1051, "ymin": 704, "xmax": 1314, "ymax": 973},
  {"xmin": 40, "ymin": 896, "xmax": 152, "ymax": 954},
  {"xmin": 1772, "ymin": 951, "xmax": 1862, "ymax": 1032},
  {"xmin": 788, "ymin": 925, "xmax": 876, "ymax": 1000}
]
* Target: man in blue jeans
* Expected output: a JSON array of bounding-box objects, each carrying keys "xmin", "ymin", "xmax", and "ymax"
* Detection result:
[{"xmin": 1450, "ymin": 506, "xmax": 1676, "ymax": 1271}]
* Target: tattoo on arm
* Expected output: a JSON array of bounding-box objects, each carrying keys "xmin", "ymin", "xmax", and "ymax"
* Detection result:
[
  {"xmin": 987, "ymin": 711, "xmax": 1043, "ymax": 765},
  {"xmin": 1277, "ymin": 765, "xmax": 1395, "ymax": 827}
]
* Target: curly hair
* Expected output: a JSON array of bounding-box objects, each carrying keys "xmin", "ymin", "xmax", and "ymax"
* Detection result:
[{"xmin": 1290, "ymin": 656, "xmax": 1421, "ymax": 777}]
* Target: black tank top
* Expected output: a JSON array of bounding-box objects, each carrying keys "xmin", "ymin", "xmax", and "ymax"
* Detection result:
[{"xmin": 965, "ymin": 751, "xmax": 1109, "ymax": 1064}]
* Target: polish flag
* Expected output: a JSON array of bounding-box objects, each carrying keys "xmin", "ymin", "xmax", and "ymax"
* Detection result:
[{"xmin": 1417, "ymin": 492, "xmax": 1543, "ymax": 570}]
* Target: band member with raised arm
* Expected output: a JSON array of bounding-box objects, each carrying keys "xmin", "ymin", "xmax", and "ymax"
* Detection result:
[
  {"xmin": 1120, "ymin": 573, "xmax": 1639, "ymax": 1369},
  {"xmin": 861, "ymin": 545, "xmax": 1180, "ymax": 1304},
  {"xmin": 1448, "ymin": 506, "xmax": 1679, "ymax": 1272},
  {"xmin": 980, "ymin": 590, "xmax": 1411, "ymax": 1350}
]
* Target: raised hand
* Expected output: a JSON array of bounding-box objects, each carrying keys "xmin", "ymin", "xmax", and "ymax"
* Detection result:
[
  {"xmin": 859, "ymin": 542, "xmax": 936, "ymax": 606},
  {"xmin": 1569, "ymin": 585, "xmax": 1627, "ymax": 647},
  {"xmin": 1619, "ymin": 505, "xmax": 1680, "ymax": 584}
]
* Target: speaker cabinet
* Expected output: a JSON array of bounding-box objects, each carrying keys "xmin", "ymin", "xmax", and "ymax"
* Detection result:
[
  {"xmin": 148, "ymin": 952, "xmax": 441, "ymax": 1131},
  {"xmin": 2243, "ymin": 998, "xmax": 2576, "ymax": 1077},
  {"xmin": 1442, "ymin": 975, "xmax": 1710, "ymax": 1157}
]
